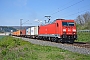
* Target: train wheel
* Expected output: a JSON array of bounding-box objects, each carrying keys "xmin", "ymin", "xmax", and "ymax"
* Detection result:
[
  {"xmin": 51, "ymin": 38, "xmax": 53, "ymax": 42},
  {"xmin": 54, "ymin": 38, "xmax": 58, "ymax": 42},
  {"xmin": 48, "ymin": 37, "xmax": 51, "ymax": 41},
  {"xmin": 69, "ymin": 40, "xmax": 74, "ymax": 44},
  {"xmin": 56, "ymin": 38, "xmax": 61, "ymax": 43},
  {"xmin": 46, "ymin": 37, "xmax": 49, "ymax": 41},
  {"xmin": 43, "ymin": 37, "xmax": 47, "ymax": 41},
  {"xmin": 60, "ymin": 39, "xmax": 65, "ymax": 44}
]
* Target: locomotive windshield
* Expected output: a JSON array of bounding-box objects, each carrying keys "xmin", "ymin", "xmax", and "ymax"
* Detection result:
[{"xmin": 62, "ymin": 22, "xmax": 74, "ymax": 26}]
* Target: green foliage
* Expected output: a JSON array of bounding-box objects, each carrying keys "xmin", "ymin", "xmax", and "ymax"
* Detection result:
[
  {"xmin": 0, "ymin": 43, "xmax": 9, "ymax": 48},
  {"xmin": 76, "ymin": 22, "xmax": 90, "ymax": 30},
  {"xmin": 47, "ymin": 53, "xmax": 64, "ymax": 60},
  {"xmin": 1, "ymin": 48, "xmax": 9, "ymax": 56},
  {"xmin": 0, "ymin": 36, "xmax": 90, "ymax": 60},
  {"xmin": 0, "ymin": 26, "xmax": 17, "ymax": 32},
  {"xmin": 76, "ymin": 32, "xmax": 90, "ymax": 42},
  {"xmin": 0, "ymin": 36, "xmax": 4, "ymax": 39},
  {"xmin": 24, "ymin": 47, "xmax": 29, "ymax": 51},
  {"xmin": 13, "ymin": 39, "xmax": 21, "ymax": 46},
  {"xmin": 1, "ymin": 50, "xmax": 7, "ymax": 55},
  {"xmin": 0, "ymin": 37, "xmax": 17, "ymax": 48}
]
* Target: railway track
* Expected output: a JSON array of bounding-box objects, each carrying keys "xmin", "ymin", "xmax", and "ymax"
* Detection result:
[
  {"xmin": 64, "ymin": 42, "xmax": 90, "ymax": 50},
  {"xmin": 73, "ymin": 42, "xmax": 90, "ymax": 48},
  {"xmin": 13, "ymin": 36, "xmax": 90, "ymax": 55},
  {"xmin": 43, "ymin": 39, "xmax": 90, "ymax": 49}
]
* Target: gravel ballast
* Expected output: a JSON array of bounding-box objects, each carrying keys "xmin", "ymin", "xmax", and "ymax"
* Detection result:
[{"xmin": 15, "ymin": 37, "xmax": 90, "ymax": 55}]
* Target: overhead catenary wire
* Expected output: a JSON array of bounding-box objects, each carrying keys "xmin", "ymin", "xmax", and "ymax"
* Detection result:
[
  {"xmin": 63, "ymin": 8, "xmax": 90, "ymax": 18},
  {"xmin": 61, "ymin": 4, "xmax": 90, "ymax": 18},
  {"xmin": 40, "ymin": 0, "xmax": 74, "ymax": 20},
  {"xmin": 39, "ymin": 0, "xmax": 85, "ymax": 23},
  {"xmin": 51, "ymin": 0, "xmax": 84, "ymax": 16},
  {"xmin": 51, "ymin": 0, "xmax": 74, "ymax": 15}
]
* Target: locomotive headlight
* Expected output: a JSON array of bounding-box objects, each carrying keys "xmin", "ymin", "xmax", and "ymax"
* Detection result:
[
  {"xmin": 63, "ymin": 29, "xmax": 66, "ymax": 32},
  {"xmin": 73, "ymin": 29, "xmax": 76, "ymax": 32},
  {"xmin": 73, "ymin": 32, "xmax": 76, "ymax": 34}
]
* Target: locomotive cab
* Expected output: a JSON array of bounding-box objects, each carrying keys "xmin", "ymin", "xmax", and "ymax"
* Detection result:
[
  {"xmin": 62, "ymin": 21, "xmax": 77, "ymax": 39},
  {"xmin": 58, "ymin": 20, "xmax": 77, "ymax": 43}
]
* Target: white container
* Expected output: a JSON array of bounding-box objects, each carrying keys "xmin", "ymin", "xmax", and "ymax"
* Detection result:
[
  {"xmin": 34, "ymin": 26, "xmax": 38, "ymax": 35},
  {"xmin": 31, "ymin": 26, "xmax": 38, "ymax": 35},
  {"xmin": 26, "ymin": 28, "xmax": 31, "ymax": 35}
]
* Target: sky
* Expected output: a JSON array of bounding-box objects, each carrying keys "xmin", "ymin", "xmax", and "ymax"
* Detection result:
[{"xmin": 0, "ymin": 0, "xmax": 90, "ymax": 26}]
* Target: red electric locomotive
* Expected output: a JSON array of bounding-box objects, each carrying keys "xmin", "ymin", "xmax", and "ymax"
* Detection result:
[{"xmin": 38, "ymin": 19, "xmax": 77, "ymax": 43}]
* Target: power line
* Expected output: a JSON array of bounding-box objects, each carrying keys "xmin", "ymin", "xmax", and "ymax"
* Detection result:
[
  {"xmin": 40, "ymin": 0, "xmax": 74, "ymax": 21},
  {"xmin": 51, "ymin": 0, "xmax": 84, "ymax": 16},
  {"xmin": 63, "ymin": 8, "xmax": 90, "ymax": 18},
  {"xmin": 61, "ymin": 4, "xmax": 90, "ymax": 18},
  {"xmin": 39, "ymin": 0, "xmax": 85, "ymax": 22},
  {"xmin": 51, "ymin": 0, "xmax": 74, "ymax": 15}
]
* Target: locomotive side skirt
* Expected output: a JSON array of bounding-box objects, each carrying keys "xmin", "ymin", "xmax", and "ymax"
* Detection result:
[{"xmin": 39, "ymin": 34, "xmax": 61, "ymax": 38}]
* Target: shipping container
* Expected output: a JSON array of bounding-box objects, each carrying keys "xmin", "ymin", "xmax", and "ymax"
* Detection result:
[
  {"xmin": 12, "ymin": 31, "xmax": 17, "ymax": 36},
  {"xmin": 31, "ymin": 27, "xmax": 34, "ymax": 35},
  {"xmin": 26, "ymin": 28, "xmax": 31, "ymax": 35},
  {"xmin": 30, "ymin": 26, "xmax": 38, "ymax": 38},
  {"xmin": 21, "ymin": 29, "xmax": 26, "ymax": 35},
  {"xmin": 16, "ymin": 30, "xmax": 21, "ymax": 36},
  {"xmin": 34, "ymin": 26, "xmax": 38, "ymax": 35},
  {"xmin": 31, "ymin": 26, "xmax": 38, "ymax": 35}
]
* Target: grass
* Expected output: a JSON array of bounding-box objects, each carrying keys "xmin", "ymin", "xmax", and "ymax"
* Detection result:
[
  {"xmin": 0, "ymin": 36, "xmax": 90, "ymax": 60},
  {"xmin": 76, "ymin": 32, "xmax": 90, "ymax": 42},
  {"xmin": 0, "ymin": 36, "xmax": 4, "ymax": 39}
]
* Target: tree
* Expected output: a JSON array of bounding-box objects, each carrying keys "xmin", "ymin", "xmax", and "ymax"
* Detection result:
[
  {"xmin": 76, "ymin": 12, "xmax": 90, "ymax": 29},
  {"xmin": 76, "ymin": 15, "xmax": 84, "ymax": 25},
  {"xmin": 76, "ymin": 12, "xmax": 90, "ymax": 25},
  {"xmin": 83, "ymin": 12, "xmax": 90, "ymax": 23}
]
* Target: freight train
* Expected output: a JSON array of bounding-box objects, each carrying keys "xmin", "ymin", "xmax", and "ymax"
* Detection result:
[{"xmin": 12, "ymin": 19, "xmax": 77, "ymax": 43}]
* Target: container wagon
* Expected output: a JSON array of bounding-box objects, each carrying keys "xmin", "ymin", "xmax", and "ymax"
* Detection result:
[
  {"xmin": 20, "ymin": 29, "xmax": 26, "ymax": 37},
  {"xmin": 30, "ymin": 26, "xmax": 38, "ymax": 38},
  {"xmin": 25, "ymin": 28, "xmax": 31, "ymax": 38}
]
